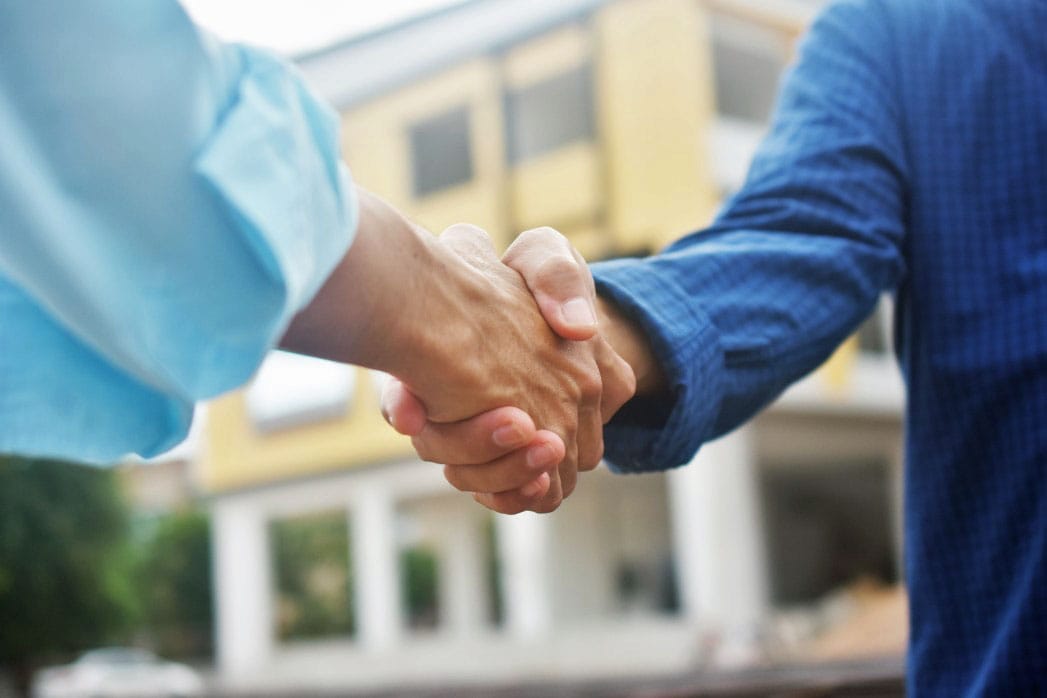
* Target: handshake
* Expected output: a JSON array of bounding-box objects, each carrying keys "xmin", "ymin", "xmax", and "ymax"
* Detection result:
[{"xmin": 282, "ymin": 188, "xmax": 663, "ymax": 515}]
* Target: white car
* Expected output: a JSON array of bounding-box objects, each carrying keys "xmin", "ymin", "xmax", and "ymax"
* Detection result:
[{"xmin": 33, "ymin": 647, "xmax": 204, "ymax": 698}]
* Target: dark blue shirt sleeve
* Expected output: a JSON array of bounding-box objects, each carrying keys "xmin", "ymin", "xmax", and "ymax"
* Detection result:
[{"xmin": 592, "ymin": 0, "xmax": 909, "ymax": 473}]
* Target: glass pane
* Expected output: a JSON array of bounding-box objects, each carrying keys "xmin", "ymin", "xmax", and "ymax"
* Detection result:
[
  {"xmin": 710, "ymin": 14, "xmax": 789, "ymax": 124},
  {"xmin": 409, "ymin": 106, "xmax": 474, "ymax": 197},
  {"xmin": 270, "ymin": 511, "xmax": 354, "ymax": 640},
  {"xmin": 401, "ymin": 546, "xmax": 440, "ymax": 630},
  {"xmin": 506, "ymin": 64, "xmax": 595, "ymax": 164},
  {"xmin": 857, "ymin": 306, "xmax": 888, "ymax": 355},
  {"xmin": 759, "ymin": 461, "xmax": 898, "ymax": 605}
]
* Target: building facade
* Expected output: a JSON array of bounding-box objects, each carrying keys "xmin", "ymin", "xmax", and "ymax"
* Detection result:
[{"xmin": 200, "ymin": 0, "xmax": 905, "ymax": 691}]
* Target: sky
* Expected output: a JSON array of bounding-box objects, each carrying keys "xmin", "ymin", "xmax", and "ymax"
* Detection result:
[{"xmin": 180, "ymin": 0, "xmax": 462, "ymax": 55}]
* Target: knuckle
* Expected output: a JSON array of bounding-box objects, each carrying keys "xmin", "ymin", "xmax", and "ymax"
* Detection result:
[
  {"xmin": 519, "ymin": 226, "xmax": 566, "ymax": 245},
  {"xmin": 442, "ymin": 465, "xmax": 470, "ymax": 492},
  {"xmin": 580, "ymin": 442, "xmax": 604, "ymax": 472},
  {"xmin": 561, "ymin": 477, "xmax": 577, "ymax": 499},
  {"xmin": 535, "ymin": 495, "xmax": 563, "ymax": 514},
  {"xmin": 411, "ymin": 436, "xmax": 439, "ymax": 464},
  {"xmin": 533, "ymin": 256, "xmax": 581, "ymax": 289},
  {"xmin": 492, "ymin": 498, "xmax": 527, "ymax": 516},
  {"xmin": 442, "ymin": 222, "xmax": 486, "ymax": 238},
  {"xmin": 578, "ymin": 369, "xmax": 603, "ymax": 402}
]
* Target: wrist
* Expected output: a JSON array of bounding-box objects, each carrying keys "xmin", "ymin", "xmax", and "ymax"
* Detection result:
[
  {"xmin": 280, "ymin": 188, "xmax": 467, "ymax": 374},
  {"xmin": 596, "ymin": 293, "xmax": 666, "ymax": 396}
]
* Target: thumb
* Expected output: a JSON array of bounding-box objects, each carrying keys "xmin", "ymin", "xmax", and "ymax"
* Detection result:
[
  {"xmin": 380, "ymin": 377, "xmax": 428, "ymax": 436},
  {"xmin": 503, "ymin": 227, "xmax": 597, "ymax": 341}
]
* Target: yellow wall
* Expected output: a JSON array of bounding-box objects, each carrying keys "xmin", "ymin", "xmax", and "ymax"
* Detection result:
[
  {"xmin": 342, "ymin": 60, "xmax": 510, "ymax": 248},
  {"xmin": 597, "ymin": 0, "xmax": 720, "ymax": 252},
  {"xmin": 202, "ymin": 369, "xmax": 414, "ymax": 493}
]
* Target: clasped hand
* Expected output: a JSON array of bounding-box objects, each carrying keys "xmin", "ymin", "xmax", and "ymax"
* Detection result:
[{"xmin": 383, "ymin": 224, "xmax": 635, "ymax": 514}]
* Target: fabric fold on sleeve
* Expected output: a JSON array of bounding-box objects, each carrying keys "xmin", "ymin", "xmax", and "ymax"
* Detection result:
[
  {"xmin": 592, "ymin": 258, "xmax": 725, "ymax": 474},
  {"xmin": 185, "ymin": 47, "xmax": 358, "ymax": 398},
  {"xmin": 195, "ymin": 48, "xmax": 357, "ymax": 323}
]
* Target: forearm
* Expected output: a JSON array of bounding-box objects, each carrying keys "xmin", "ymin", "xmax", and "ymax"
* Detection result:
[
  {"xmin": 0, "ymin": 3, "xmax": 357, "ymax": 400},
  {"xmin": 280, "ymin": 188, "xmax": 473, "ymax": 381},
  {"xmin": 281, "ymin": 189, "xmax": 601, "ymax": 439}
]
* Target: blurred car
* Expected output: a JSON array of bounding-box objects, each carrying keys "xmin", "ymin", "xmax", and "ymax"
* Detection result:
[{"xmin": 33, "ymin": 647, "xmax": 204, "ymax": 698}]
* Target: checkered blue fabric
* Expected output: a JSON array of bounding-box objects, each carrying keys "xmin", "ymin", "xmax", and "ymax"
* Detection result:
[{"xmin": 593, "ymin": 1, "xmax": 1047, "ymax": 694}]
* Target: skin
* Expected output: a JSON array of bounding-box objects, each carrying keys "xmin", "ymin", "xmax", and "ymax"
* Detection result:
[
  {"xmin": 280, "ymin": 188, "xmax": 633, "ymax": 512},
  {"xmin": 383, "ymin": 227, "xmax": 663, "ymax": 514}
]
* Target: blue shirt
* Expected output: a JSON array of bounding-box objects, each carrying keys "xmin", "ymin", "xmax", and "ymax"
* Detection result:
[
  {"xmin": 594, "ymin": 0, "xmax": 1047, "ymax": 694},
  {"xmin": 0, "ymin": 2, "xmax": 357, "ymax": 462}
]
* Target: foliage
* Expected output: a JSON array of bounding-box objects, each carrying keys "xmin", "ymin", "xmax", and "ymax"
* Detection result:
[
  {"xmin": 271, "ymin": 512, "xmax": 353, "ymax": 640},
  {"xmin": 0, "ymin": 456, "xmax": 137, "ymax": 666},
  {"xmin": 136, "ymin": 509, "xmax": 213, "ymax": 658},
  {"xmin": 401, "ymin": 547, "xmax": 439, "ymax": 630}
]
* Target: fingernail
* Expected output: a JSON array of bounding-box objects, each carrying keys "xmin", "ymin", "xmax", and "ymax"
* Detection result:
[
  {"xmin": 380, "ymin": 392, "xmax": 396, "ymax": 428},
  {"xmin": 526, "ymin": 444, "xmax": 559, "ymax": 469},
  {"xmin": 520, "ymin": 475, "xmax": 547, "ymax": 498},
  {"xmin": 562, "ymin": 297, "xmax": 596, "ymax": 328},
  {"xmin": 493, "ymin": 424, "xmax": 526, "ymax": 448}
]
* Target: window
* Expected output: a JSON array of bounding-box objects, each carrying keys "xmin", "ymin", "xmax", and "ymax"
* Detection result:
[
  {"xmin": 857, "ymin": 304, "xmax": 889, "ymax": 356},
  {"xmin": 401, "ymin": 546, "xmax": 440, "ymax": 631},
  {"xmin": 409, "ymin": 106, "xmax": 473, "ymax": 197},
  {"xmin": 270, "ymin": 511, "xmax": 354, "ymax": 640},
  {"xmin": 245, "ymin": 351, "xmax": 352, "ymax": 431},
  {"xmin": 710, "ymin": 13, "xmax": 790, "ymax": 124},
  {"xmin": 505, "ymin": 63, "xmax": 595, "ymax": 164}
]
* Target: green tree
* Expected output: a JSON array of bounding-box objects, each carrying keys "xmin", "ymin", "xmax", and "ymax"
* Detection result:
[
  {"xmin": 271, "ymin": 512, "xmax": 354, "ymax": 640},
  {"xmin": 0, "ymin": 456, "xmax": 137, "ymax": 686},
  {"xmin": 136, "ymin": 509, "xmax": 213, "ymax": 659},
  {"xmin": 401, "ymin": 547, "xmax": 439, "ymax": 630}
]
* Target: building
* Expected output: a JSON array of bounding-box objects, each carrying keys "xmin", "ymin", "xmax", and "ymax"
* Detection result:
[{"xmin": 199, "ymin": 0, "xmax": 906, "ymax": 691}]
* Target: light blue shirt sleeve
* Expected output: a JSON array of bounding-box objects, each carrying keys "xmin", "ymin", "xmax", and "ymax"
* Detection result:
[{"xmin": 0, "ymin": 2, "xmax": 358, "ymax": 462}]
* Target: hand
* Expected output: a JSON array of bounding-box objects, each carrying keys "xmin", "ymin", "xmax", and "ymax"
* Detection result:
[
  {"xmin": 409, "ymin": 223, "xmax": 628, "ymax": 512},
  {"xmin": 282, "ymin": 190, "xmax": 616, "ymax": 511},
  {"xmin": 279, "ymin": 190, "xmax": 640, "ymax": 512},
  {"xmin": 383, "ymin": 227, "xmax": 637, "ymax": 514}
]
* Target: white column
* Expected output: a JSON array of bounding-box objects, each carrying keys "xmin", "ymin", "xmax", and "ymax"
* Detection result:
[
  {"xmin": 438, "ymin": 509, "xmax": 488, "ymax": 637},
  {"xmin": 495, "ymin": 512, "xmax": 551, "ymax": 640},
  {"xmin": 668, "ymin": 426, "xmax": 766, "ymax": 658},
  {"xmin": 350, "ymin": 486, "xmax": 401, "ymax": 650},
  {"xmin": 212, "ymin": 497, "xmax": 273, "ymax": 677}
]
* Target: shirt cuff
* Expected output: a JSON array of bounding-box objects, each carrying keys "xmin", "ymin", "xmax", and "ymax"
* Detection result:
[
  {"xmin": 188, "ymin": 46, "xmax": 358, "ymax": 397},
  {"xmin": 196, "ymin": 46, "xmax": 357, "ymax": 317},
  {"xmin": 592, "ymin": 258, "xmax": 724, "ymax": 473}
]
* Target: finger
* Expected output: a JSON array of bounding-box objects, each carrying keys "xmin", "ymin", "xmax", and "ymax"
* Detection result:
[
  {"xmin": 575, "ymin": 401, "xmax": 605, "ymax": 473},
  {"xmin": 533, "ymin": 443, "xmax": 568, "ymax": 513},
  {"xmin": 442, "ymin": 432, "xmax": 564, "ymax": 494},
  {"xmin": 596, "ymin": 340, "xmax": 638, "ymax": 421},
  {"xmin": 380, "ymin": 378, "xmax": 427, "ymax": 436},
  {"xmin": 503, "ymin": 227, "xmax": 597, "ymax": 341},
  {"xmin": 413, "ymin": 406, "xmax": 538, "ymax": 465},
  {"xmin": 440, "ymin": 223, "xmax": 499, "ymax": 266},
  {"xmin": 474, "ymin": 470, "xmax": 565, "ymax": 515},
  {"xmin": 517, "ymin": 472, "xmax": 553, "ymax": 499},
  {"xmin": 472, "ymin": 472, "xmax": 552, "ymax": 515},
  {"xmin": 472, "ymin": 435, "xmax": 568, "ymax": 515}
]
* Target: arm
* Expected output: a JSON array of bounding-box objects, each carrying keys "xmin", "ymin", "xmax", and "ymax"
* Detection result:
[
  {"xmin": 0, "ymin": 3, "xmax": 604, "ymax": 475},
  {"xmin": 0, "ymin": 1, "xmax": 354, "ymax": 402},
  {"xmin": 386, "ymin": 0, "xmax": 909, "ymax": 500},
  {"xmin": 328, "ymin": 211, "xmax": 620, "ymax": 514},
  {"xmin": 381, "ymin": 228, "xmax": 638, "ymax": 514},
  {"xmin": 592, "ymin": 0, "xmax": 908, "ymax": 472}
]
